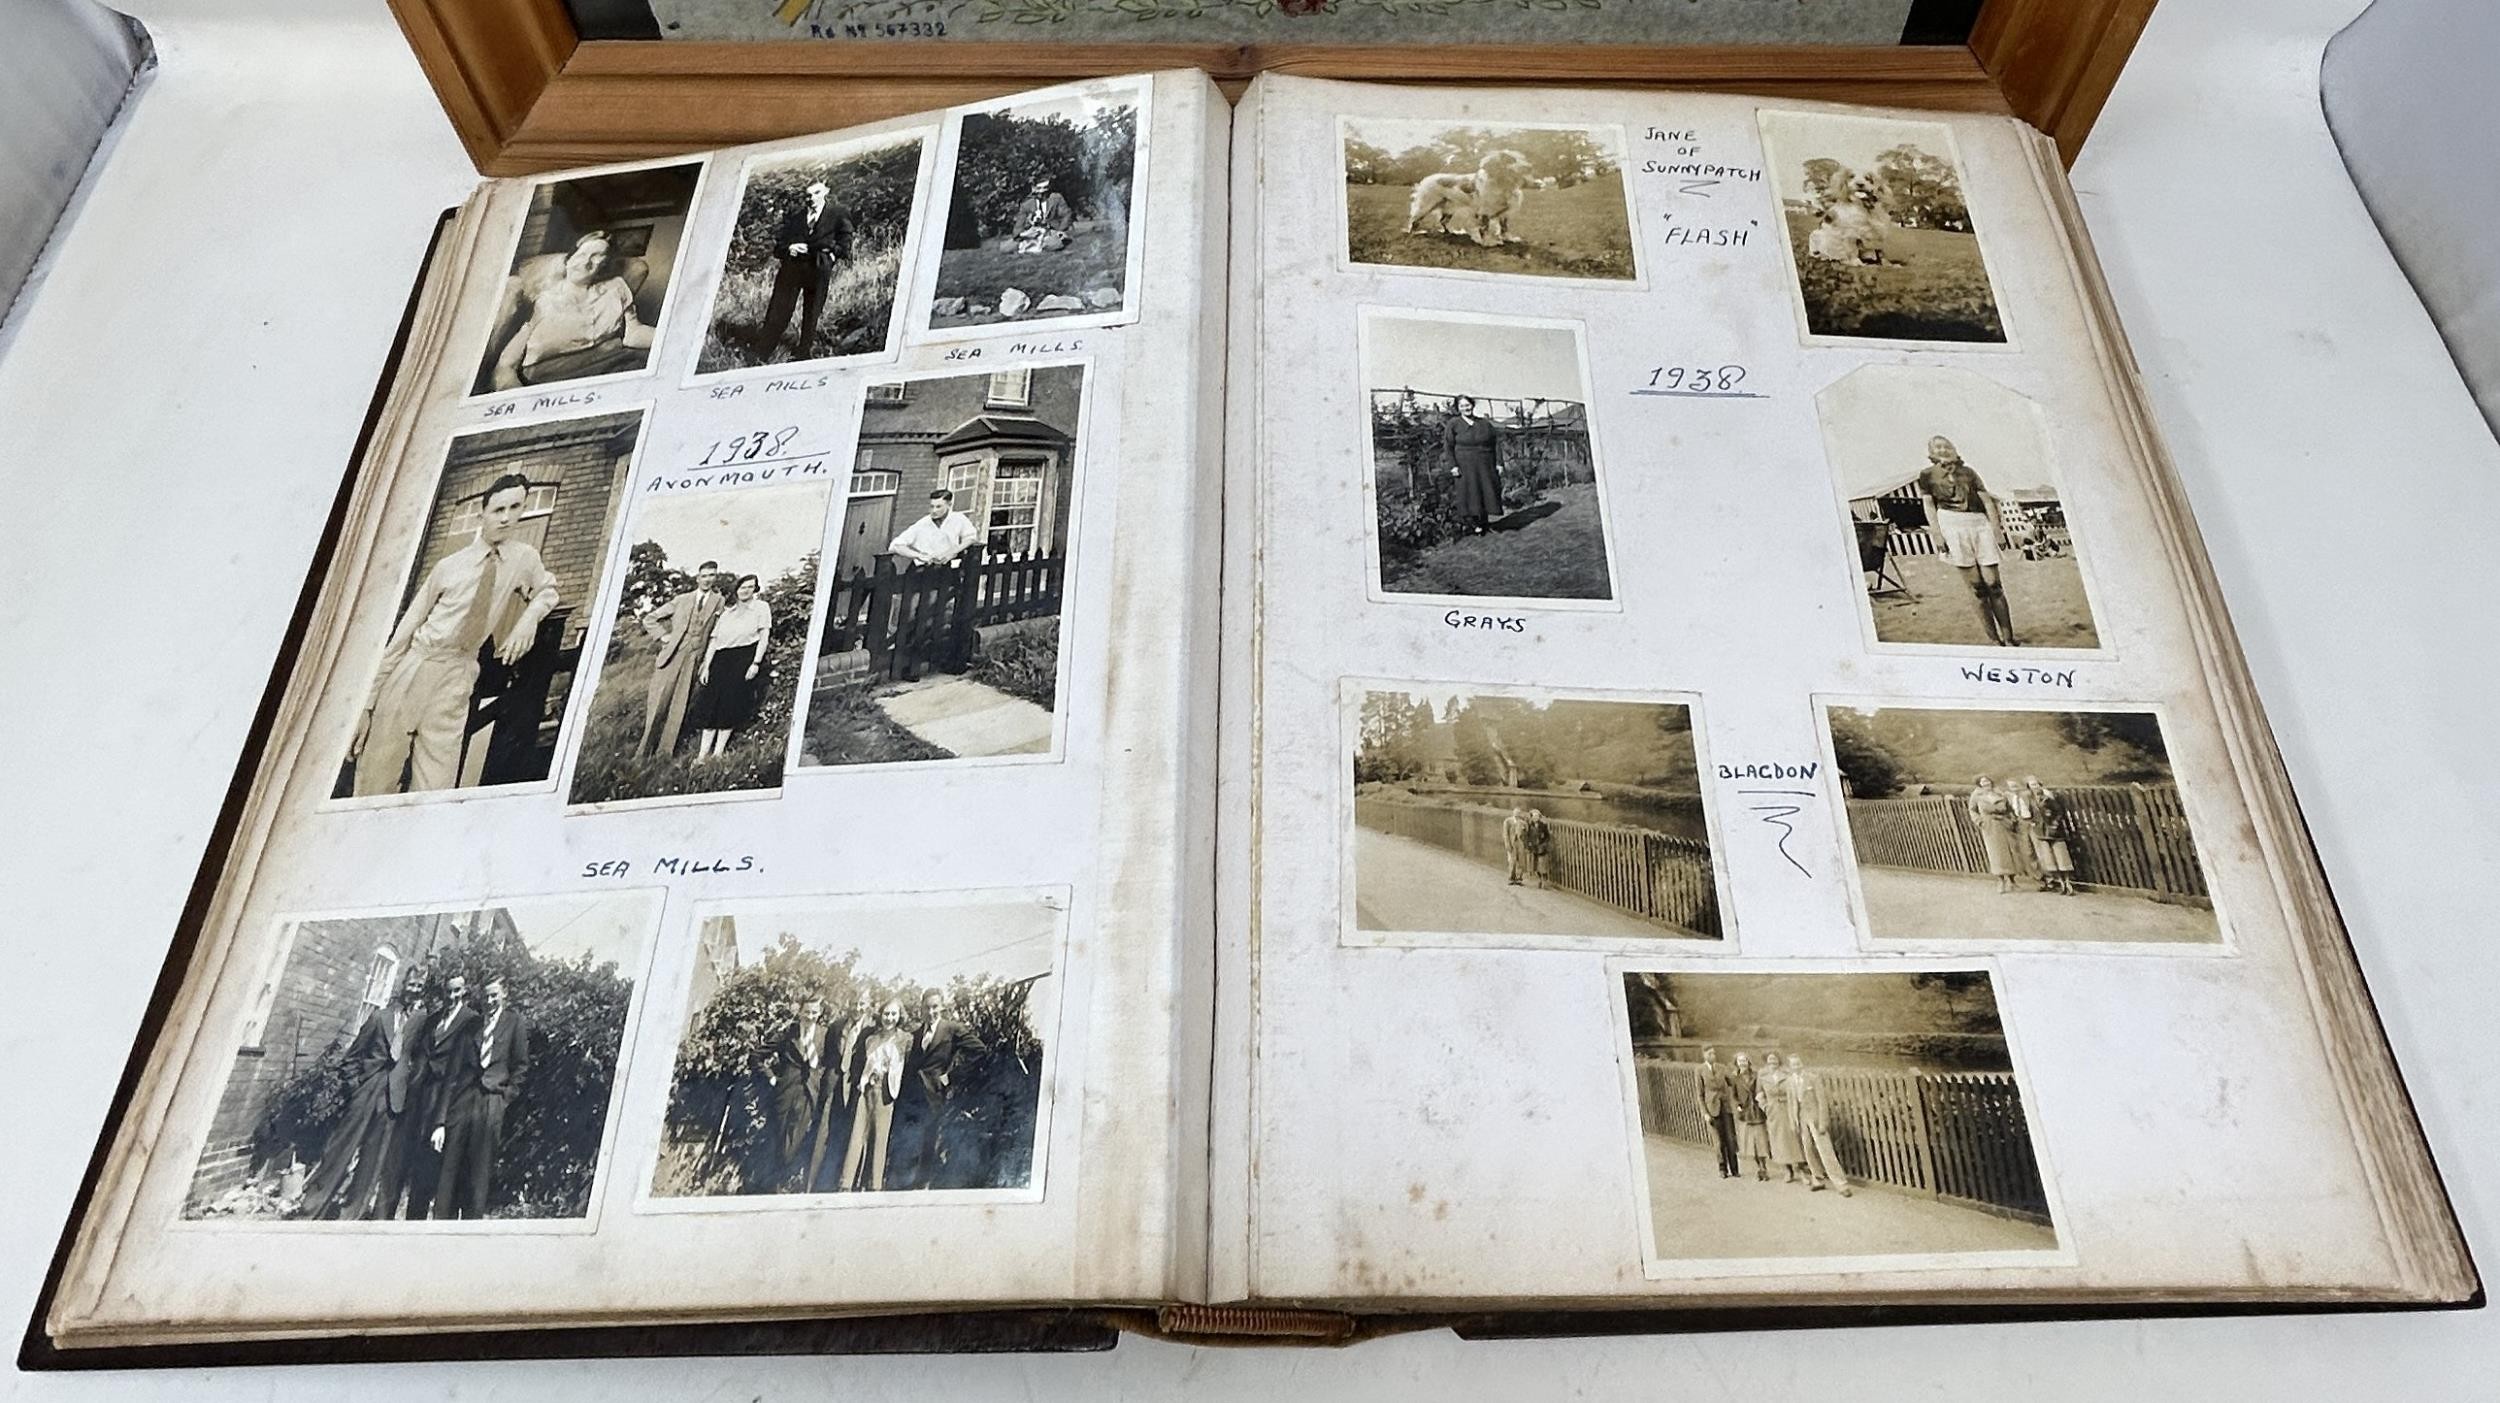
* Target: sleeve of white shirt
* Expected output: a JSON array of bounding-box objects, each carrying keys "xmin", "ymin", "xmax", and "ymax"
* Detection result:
[{"xmin": 945, "ymin": 512, "xmax": 980, "ymax": 554}]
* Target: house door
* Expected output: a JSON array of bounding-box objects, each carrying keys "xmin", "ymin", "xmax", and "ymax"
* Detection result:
[{"xmin": 837, "ymin": 491, "xmax": 895, "ymax": 578}]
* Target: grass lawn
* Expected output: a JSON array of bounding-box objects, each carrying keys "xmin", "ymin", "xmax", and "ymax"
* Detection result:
[
  {"xmin": 931, "ymin": 222, "xmax": 1127, "ymax": 327},
  {"xmin": 1379, "ymin": 481, "xmax": 1614, "ymax": 601},
  {"xmin": 566, "ymin": 643, "xmax": 797, "ymax": 804},
  {"xmin": 1870, "ymin": 550, "xmax": 2100, "ymax": 649},
  {"xmin": 694, "ymin": 247, "xmax": 901, "ymax": 374},
  {"xmin": 1345, "ymin": 175, "xmax": 1638, "ymax": 281},
  {"xmin": 798, "ymin": 673, "xmax": 954, "ymax": 768},
  {"xmin": 1784, "ymin": 211, "xmax": 2003, "ymax": 342}
]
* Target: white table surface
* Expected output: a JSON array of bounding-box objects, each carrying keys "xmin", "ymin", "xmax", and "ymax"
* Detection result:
[{"xmin": 2, "ymin": 0, "xmax": 2491, "ymax": 1395}]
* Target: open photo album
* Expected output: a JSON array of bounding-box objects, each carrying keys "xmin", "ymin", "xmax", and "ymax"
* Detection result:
[{"xmin": 30, "ymin": 68, "xmax": 2475, "ymax": 1360}]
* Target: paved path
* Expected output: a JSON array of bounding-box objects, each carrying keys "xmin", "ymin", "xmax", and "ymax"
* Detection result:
[
  {"xmin": 1861, "ymin": 866, "xmax": 2218, "ymax": 943},
  {"xmin": 1353, "ymin": 828, "xmax": 1687, "ymax": 939},
  {"xmin": 875, "ymin": 676, "xmax": 1052, "ymax": 758},
  {"xmin": 1642, "ymin": 1135, "xmax": 2057, "ymax": 1262}
]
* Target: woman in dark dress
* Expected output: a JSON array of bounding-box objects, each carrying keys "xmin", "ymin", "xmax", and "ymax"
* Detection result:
[
  {"xmin": 1440, "ymin": 396, "xmax": 1505, "ymax": 534},
  {"xmin": 690, "ymin": 574, "xmax": 772, "ymax": 760}
]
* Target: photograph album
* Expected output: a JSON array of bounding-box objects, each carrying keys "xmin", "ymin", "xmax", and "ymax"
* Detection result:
[{"xmin": 29, "ymin": 69, "xmax": 2474, "ymax": 1360}]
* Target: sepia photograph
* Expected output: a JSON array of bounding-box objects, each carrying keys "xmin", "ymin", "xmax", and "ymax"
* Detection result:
[
  {"xmin": 565, "ymin": 478, "xmax": 834, "ymax": 808},
  {"xmin": 1819, "ymin": 365, "xmax": 2102, "ymax": 652},
  {"xmin": 692, "ymin": 130, "xmax": 932, "ymax": 376},
  {"xmin": 1825, "ymin": 702, "xmax": 2221, "ymax": 946},
  {"xmin": 473, "ymin": 161, "xmax": 705, "ymax": 394},
  {"xmin": 1360, "ymin": 309, "xmax": 1617, "ymax": 606},
  {"xmin": 795, "ymin": 365, "xmax": 1083, "ymax": 771},
  {"xmin": 648, "ymin": 891, "xmax": 1062, "ymax": 1203},
  {"xmin": 336, "ymin": 410, "xmax": 642, "ymax": 802},
  {"xmin": 183, "ymin": 891, "xmax": 658, "ymax": 1226},
  {"xmin": 919, "ymin": 81, "xmax": 1145, "ymax": 336},
  {"xmin": 1349, "ymin": 684, "xmax": 1722, "ymax": 946},
  {"xmin": 1616, "ymin": 967, "xmax": 2061, "ymax": 1272},
  {"xmin": 1758, "ymin": 108, "xmax": 2005, "ymax": 345},
  {"xmin": 1340, "ymin": 117, "xmax": 1641, "ymax": 283}
]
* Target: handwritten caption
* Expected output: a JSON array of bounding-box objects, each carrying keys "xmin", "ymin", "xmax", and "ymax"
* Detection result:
[
  {"xmin": 483, "ymin": 390, "xmax": 600, "ymax": 420},
  {"xmin": 706, "ymin": 373, "xmax": 832, "ymax": 401},
  {"xmin": 1634, "ymin": 364, "xmax": 1762, "ymax": 401},
  {"xmin": 646, "ymin": 425, "xmax": 833, "ymax": 493},
  {"xmin": 582, "ymin": 855, "xmax": 759, "ymax": 881},
  {"xmin": 1720, "ymin": 763, "xmax": 1822, "ymax": 879},
  {"xmin": 1443, "ymin": 610, "xmax": 1526, "ymax": 634},
  {"xmin": 1958, "ymin": 663, "xmax": 2078, "ymax": 689}
]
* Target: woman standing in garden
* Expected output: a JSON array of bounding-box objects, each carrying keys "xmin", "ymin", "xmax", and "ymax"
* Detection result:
[
  {"xmin": 1441, "ymin": 396, "xmax": 1505, "ymax": 535},
  {"xmin": 1759, "ymin": 1051, "xmax": 1807, "ymax": 1185},
  {"xmin": 689, "ymin": 574, "xmax": 772, "ymax": 761}
]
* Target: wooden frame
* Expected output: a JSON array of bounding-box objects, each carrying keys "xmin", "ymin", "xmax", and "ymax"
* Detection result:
[{"xmin": 390, "ymin": 0, "xmax": 2155, "ymax": 176}]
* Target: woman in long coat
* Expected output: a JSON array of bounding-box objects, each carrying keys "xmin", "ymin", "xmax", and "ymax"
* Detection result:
[
  {"xmin": 1441, "ymin": 396, "xmax": 1504, "ymax": 535},
  {"xmin": 1759, "ymin": 1051, "xmax": 1807, "ymax": 1183},
  {"xmin": 1966, "ymin": 775, "xmax": 2022, "ymax": 894},
  {"xmin": 1731, "ymin": 1053, "xmax": 1770, "ymax": 1181}
]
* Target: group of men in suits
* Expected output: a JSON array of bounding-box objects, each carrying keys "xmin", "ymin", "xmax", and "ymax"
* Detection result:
[
  {"xmin": 756, "ymin": 988, "xmax": 988, "ymax": 1196},
  {"xmin": 294, "ymin": 968, "xmax": 533, "ymax": 1221}
]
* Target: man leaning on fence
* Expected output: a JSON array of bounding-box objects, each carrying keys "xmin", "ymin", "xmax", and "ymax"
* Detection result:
[
  {"xmin": 888, "ymin": 488, "xmax": 980, "ymax": 566},
  {"xmin": 1698, "ymin": 1046, "xmax": 1741, "ymax": 1180},
  {"xmin": 1788, "ymin": 1055, "xmax": 1853, "ymax": 1196}
]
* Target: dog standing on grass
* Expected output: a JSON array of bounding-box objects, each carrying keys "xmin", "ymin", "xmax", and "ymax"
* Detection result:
[
  {"xmin": 1404, "ymin": 149, "xmax": 1551, "ymax": 248},
  {"xmin": 1804, "ymin": 164, "xmax": 1889, "ymax": 266}
]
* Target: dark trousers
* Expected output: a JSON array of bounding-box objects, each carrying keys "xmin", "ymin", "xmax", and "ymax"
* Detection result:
[
  {"xmin": 903, "ymin": 1089, "xmax": 952, "ymax": 1190},
  {"xmin": 333, "ymin": 1106, "xmax": 411, "ymax": 1220},
  {"xmin": 757, "ymin": 259, "xmax": 828, "ymax": 359},
  {"xmin": 433, "ymin": 1091, "xmax": 509, "ymax": 1220},
  {"xmin": 1707, "ymin": 1109, "xmax": 1739, "ymax": 1177},
  {"xmin": 389, "ymin": 1115, "xmax": 441, "ymax": 1221}
]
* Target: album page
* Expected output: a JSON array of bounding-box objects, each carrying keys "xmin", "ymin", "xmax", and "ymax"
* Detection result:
[
  {"xmin": 1213, "ymin": 73, "xmax": 2442, "ymax": 1307},
  {"xmin": 50, "ymin": 69, "xmax": 1228, "ymax": 1346}
]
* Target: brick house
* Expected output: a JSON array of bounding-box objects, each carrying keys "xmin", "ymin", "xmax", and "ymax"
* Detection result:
[
  {"xmin": 833, "ymin": 365, "xmax": 1082, "ymax": 579},
  {"xmin": 185, "ymin": 907, "xmax": 521, "ymax": 1209}
]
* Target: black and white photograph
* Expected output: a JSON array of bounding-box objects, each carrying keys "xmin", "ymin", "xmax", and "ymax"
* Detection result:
[
  {"xmin": 647, "ymin": 891, "xmax": 1062, "ymax": 1203},
  {"xmin": 1820, "ymin": 365, "xmax": 2103, "ymax": 652},
  {"xmin": 1339, "ymin": 117, "xmax": 1641, "ymax": 283},
  {"xmin": 691, "ymin": 130, "xmax": 932, "ymax": 376},
  {"xmin": 335, "ymin": 410, "xmax": 643, "ymax": 802},
  {"xmin": 473, "ymin": 161, "xmax": 705, "ymax": 394},
  {"xmin": 1824, "ymin": 702, "xmax": 2221, "ymax": 947},
  {"xmin": 795, "ymin": 365, "xmax": 1083, "ymax": 771},
  {"xmin": 1758, "ymin": 108, "xmax": 2006, "ymax": 345},
  {"xmin": 917, "ymin": 80, "xmax": 1146, "ymax": 337},
  {"xmin": 1349, "ymin": 684, "xmax": 1722, "ymax": 946},
  {"xmin": 1615, "ymin": 967, "xmax": 2061, "ymax": 1273},
  {"xmin": 1360, "ymin": 309, "xmax": 1617, "ymax": 606},
  {"xmin": 564, "ymin": 478, "xmax": 835, "ymax": 808},
  {"xmin": 183, "ymin": 891, "xmax": 659, "ymax": 1226}
]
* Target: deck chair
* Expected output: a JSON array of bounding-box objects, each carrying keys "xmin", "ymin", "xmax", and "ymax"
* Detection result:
[{"xmin": 1856, "ymin": 518, "xmax": 1912, "ymax": 598}]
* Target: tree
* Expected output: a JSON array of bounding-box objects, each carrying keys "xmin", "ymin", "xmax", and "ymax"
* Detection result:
[
  {"xmin": 1343, "ymin": 136, "xmax": 1394, "ymax": 184},
  {"xmin": 1873, "ymin": 143, "xmax": 1969, "ymax": 230},
  {"xmin": 1828, "ymin": 712, "xmax": 1904, "ymax": 799},
  {"xmin": 620, "ymin": 539, "xmax": 691, "ymax": 620},
  {"xmin": 945, "ymin": 104, "xmax": 1136, "ymax": 247},
  {"xmin": 1356, "ymin": 690, "xmax": 1428, "ymax": 783},
  {"xmin": 1450, "ymin": 703, "xmax": 1504, "ymax": 787}
]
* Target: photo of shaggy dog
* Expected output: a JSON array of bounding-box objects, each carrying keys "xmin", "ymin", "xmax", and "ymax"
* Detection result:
[
  {"xmin": 1402, "ymin": 149, "xmax": 1552, "ymax": 247},
  {"xmin": 1345, "ymin": 118, "xmax": 1639, "ymax": 282},
  {"xmin": 1760, "ymin": 108, "xmax": 2006, "ymax": 344}
]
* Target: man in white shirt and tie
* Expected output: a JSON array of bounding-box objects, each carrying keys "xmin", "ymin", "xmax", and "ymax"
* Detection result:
[
  {"xmin": 887, "ymin": 488, "xmax": 981, "ymax": 567},
  {"xmin": 353, "ymin": 473, "xmax": 558, "ymax": 795}
]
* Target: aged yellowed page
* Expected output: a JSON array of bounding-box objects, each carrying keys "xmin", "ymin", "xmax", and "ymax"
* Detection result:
[
  {"xmin": 53, "ymin": 68, "xmax": 1228, "ymax": 1346},
  {"xmin": 1215, "ymin": 73, "xmax": 2456, "ymax": 1308}
]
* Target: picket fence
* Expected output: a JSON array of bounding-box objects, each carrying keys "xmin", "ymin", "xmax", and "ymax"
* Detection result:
[
  {"xmin": 1845, "ymin": 782, "xmax": 2209, "ymax": 904},
  {"xmin": 1636, "ymin": 1056, "xmax": 2051, "ymax": 1224},
  {"xmin": 817, "ymin": 544, "xmax": 1063, "ymax": 683},
  {"xmin": 1355, "ymin": 794, "xmax": 1719, "ymax": 937}
]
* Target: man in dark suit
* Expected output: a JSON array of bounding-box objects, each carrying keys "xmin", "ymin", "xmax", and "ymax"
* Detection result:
[
  {"xmin": 1697, "ymin": 1046, "xmax": 1741, "ymax": 1179},
  {"xmin": 764, "ymin": 996, "xmax": 836, "ymax": 1192},
  {"xmin": 296, "ymin": 970, "xmax": 429, "ymax": 1220},
  {"xmin": 385, "ymin": 972, "xmax": 477, "ymax": 1220},
  {"xmin": 754, "ymin": 177, "xmax": 855, "ymax": 362},
  {"xmin": 900, "ymin": 989, "xmax": 987, "ymax": 1190},
  {"xmin": 433, "ymin": 975, "xmax": 530, "ymax": 1220},
  {"xmin": 804, "ymin": 990, "xmax": 876, "ymax": 1192}
]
